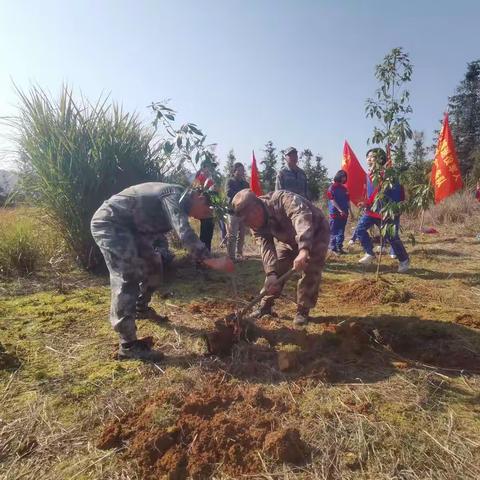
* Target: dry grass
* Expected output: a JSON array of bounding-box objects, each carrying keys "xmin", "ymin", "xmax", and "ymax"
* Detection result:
[{"xmin": 1, "ymin": 209, "xmax": 480, "ymax": 479}]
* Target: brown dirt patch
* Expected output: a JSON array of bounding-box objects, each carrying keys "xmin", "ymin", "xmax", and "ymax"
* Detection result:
[
  {"xmin": 98, "ymin": 374, "xmax": 307, "ymax": 479},
  {"xmin": 337, "ymin": 278, "xmax": 411, "ymax": 305},
  {"xmin": 187, "ymin": 300, "xmax": 237, "ymax": 316},
  {"xmin": 454, "ymin": 314, "xmax": 480, "ymax": 330}
]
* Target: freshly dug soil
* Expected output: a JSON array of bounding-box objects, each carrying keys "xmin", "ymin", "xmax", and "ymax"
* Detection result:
[
  {"xmin": 454, "ymin": 314, "xmax": 480, "ymax": 330},
  {"xmin": 98, "ymin": 374, "xmax": 307, "ymax": 479},
  {"xmin": 337, "ymin": 278, "xmax": 411, "ymax": 305}
]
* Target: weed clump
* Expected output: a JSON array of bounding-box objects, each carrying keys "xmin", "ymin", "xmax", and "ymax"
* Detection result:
[
  {"xmin": 0, "ymin": 208, "xmax": 61, "ymax": 277},
  {"xmin": 337, "ymin": 278, "xmax": 411, "ymax": 305}
]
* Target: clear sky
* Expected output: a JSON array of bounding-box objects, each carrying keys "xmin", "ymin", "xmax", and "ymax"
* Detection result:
[{"xmin": 0, "ymin": 0, "xmax": 479, "ymax": 174}]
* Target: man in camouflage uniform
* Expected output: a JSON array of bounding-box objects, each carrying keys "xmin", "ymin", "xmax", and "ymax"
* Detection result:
[
  {"xmin": 91, "ymin": 182, "xmax": 233, "ymax": 361},
  {"xmin": 275, "ymin": 146, "xmax": 309, "ymax": 199},
  {"xmin": 231, "ymin": 189, "xmax": 329, "ymax": 325}
]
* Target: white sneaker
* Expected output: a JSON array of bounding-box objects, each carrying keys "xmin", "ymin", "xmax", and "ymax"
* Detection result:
[
  {"xmin": 390, "ymin": 254, "xmax": 397, "ymax": 259},
  {"xmin": 359, "ymin": 254, "xmax": 376, "ymax": 265},
  {"xmin": 398, "ymin": 259, "xmax": 410, "ymax": 273}
]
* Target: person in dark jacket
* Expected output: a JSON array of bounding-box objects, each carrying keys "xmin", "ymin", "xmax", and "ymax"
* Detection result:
[
  {"xmin": 327, "ymin": 170, "xmax": 351, "ymax": 254},
  {"xmin": 226, "ymin": 162, "xmax": 249, "ymax": 260},
  {"xmin": 275, "ymin": 147, "xmax": 309, "ymax": 199}
]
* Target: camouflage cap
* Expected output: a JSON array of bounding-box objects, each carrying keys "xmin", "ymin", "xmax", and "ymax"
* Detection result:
[
  {"xmin": 284, "ymin": 146, "xmax": 297, "ymax": 155},
  {"xmin": 231, "ymin": 189, "xmax": 260, "ymax": 215}
]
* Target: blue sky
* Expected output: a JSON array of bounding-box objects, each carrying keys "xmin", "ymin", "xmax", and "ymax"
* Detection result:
[{"xmin": 0, "ymin": 0, "xmax": 479, "ymax": 174}]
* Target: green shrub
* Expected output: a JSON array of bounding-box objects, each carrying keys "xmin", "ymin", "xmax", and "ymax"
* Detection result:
[
  {"xmin": 10, "ymin": 85, "xmax": 165, "ymax": 270},
  {"xmin": 0, "ymin": 209, "xmax": 42, "ymax": 276}
]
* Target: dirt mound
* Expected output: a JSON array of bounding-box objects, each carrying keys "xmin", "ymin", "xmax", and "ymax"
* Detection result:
[
  {"xmin": 454, "ymin": 314, "xmax": 480, "ymax": 330},
  {"xmin": 263, "ymin": 428, "xmax": 309, "ymax": 464},
  {"xmin": 337, "ymin": 278, "xmax": 411, "ymax": 304},
  {"xmin": 98, "ymin": 375, "xmax": 306, "ymax": 479}
]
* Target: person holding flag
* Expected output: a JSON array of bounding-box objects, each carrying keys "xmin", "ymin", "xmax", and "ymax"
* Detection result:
[{"xmin": 355, "ymin": 148, "xmax": 410, "ymax": 273}]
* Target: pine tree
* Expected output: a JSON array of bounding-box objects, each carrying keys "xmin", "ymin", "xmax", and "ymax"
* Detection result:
[
  {"xmin": 313, "ymin": 154, "xmax": 330, "ymax": 202},
  {"xmin": 300, "ymin": 149, "xmax": 315, "ymax": 199},
  {"xmin": 407, "ymin": 131, "xmax": 431, "ymax": 187},
  {"xmin": 261, "ymin": 141, "xmax": 278, "ymax": 192},
  {"xmin": 224, "ymin": 149, "xmax": 236, "ymax": 177},
  {"xmin": 447, "ymin": 60, "xmax": 480, "ymax": 177}
]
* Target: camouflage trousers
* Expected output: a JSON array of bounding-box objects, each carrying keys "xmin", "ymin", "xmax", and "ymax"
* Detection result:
[
  {"xmin": 262, "ymin": 234, "xmax": 329, "ymax": 311},
  {"xmin": 91, "ymin": 216, "xmax": 171, "ymax": 344}
]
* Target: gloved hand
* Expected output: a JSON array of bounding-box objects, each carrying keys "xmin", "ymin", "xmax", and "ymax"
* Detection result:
[{"xmin": 203, "ymin": 257, "xmax": 235, "ymax": 273}]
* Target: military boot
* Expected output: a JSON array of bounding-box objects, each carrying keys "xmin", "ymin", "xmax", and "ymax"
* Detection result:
[
  {"xmin": 136, "ymin": 306, "xmax": 169, "ymax": 324},
  {"xmin": 293, "ymin": 307, "xmax": 309, "ymax": 326},
  {"xmin": 118, "ymin": 338, "xmax": 165, "ymax": 362},
  {"xmin": 250, "ymin": 299, "xmax": 274, "ymax": 320}
]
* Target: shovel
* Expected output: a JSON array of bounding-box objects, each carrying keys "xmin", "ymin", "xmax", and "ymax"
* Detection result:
[
  {"xmin": 235, "ymin": 268, "xmax": 296, "ymax": 324},
  {"xmin": 204, "ymin": 268, "xmax": 296, "ymax": 355}
]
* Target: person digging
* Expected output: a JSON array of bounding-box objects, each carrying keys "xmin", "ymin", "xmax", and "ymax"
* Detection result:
[
  {"xmin": 91, "ymin": 183, "xmax": 234, "ymax": 362},
  {"xmin": 231, "ymin": 189, "xmax": 330, "ymax": 325}
]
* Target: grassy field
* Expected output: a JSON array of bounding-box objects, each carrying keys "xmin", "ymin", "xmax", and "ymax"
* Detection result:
[{"xmin": 1, "ymin": 209, "xmax": 480, "ymax": 479}]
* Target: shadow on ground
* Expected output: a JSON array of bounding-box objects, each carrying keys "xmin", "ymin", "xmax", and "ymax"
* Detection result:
[{"xmin": 147, "ymin": 310, "xmax": 480, "ymax": 386}]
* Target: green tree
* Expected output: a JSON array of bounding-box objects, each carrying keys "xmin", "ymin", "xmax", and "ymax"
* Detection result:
[
  {"xmin": 261, "ymin": 140, "xmax": 278, "ymax": 192},
  {"xmin": 447, "ymin": 60, "xmax": 480, "ymax": 178},
  {"xmin": 365, "ymin": 47, "xmax": 413, "ymax": 157},
  {"xmin": 365, "ymin": 47, "xmax": 414, "ymax": 278},
  {"xmin": 407, "ymin": 131, "xmax": 431, "ymax": 187},
  {"xmin": 301, "ymin": 149, "xmax": 329, "ymax": 201},
  {"xmin": 224, "ymin": 149, "xmax": 236, "ymax": 177},
  {"xmin": 313, "ymin": 154, "xmax": 330, "ymax": 202}
]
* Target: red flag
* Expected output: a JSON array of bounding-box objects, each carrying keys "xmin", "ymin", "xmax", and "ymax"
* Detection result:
[
  {"xmin": 250, "ymin": 150, "xmax": 263, "ymax": 196},
  {"xmin": 341, "ymin": 141, "xmax": 367, "ymax": 206},
  {"xmin": 431, "ymin": 113, "xmax": 463, "ymax": 204}
]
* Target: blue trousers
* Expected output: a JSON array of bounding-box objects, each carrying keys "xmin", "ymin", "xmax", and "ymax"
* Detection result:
[
  {"xmin": 381, "ymin": 215, "xmax": 400, "ymax": 255},
  {"xmin": 329, "ymin": 217, "xmax": 347, "ymax": 250},
  {"xmin": 356, "ymin": 214, "xmax": 408, "ymax": 262}
]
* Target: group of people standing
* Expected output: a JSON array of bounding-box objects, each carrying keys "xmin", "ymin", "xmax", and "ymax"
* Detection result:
[
  {"xmin": 326, "ymin": 147, "xmax": 410, "ymax": 273},
  {"xmin": 222, "ymin": 145, "xmax": 410, "ymax": 273}
]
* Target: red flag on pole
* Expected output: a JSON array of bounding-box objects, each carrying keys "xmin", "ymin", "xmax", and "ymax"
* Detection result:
[
  {"xmin": 341, "ymin": 141, "xmax": 367, "ymax": 206},
  {"xmin": 431, "ymin": 113, "xmax": 463, "ymax": 204},
  {"xmin": 250, "ymin": 150, "xmax": 263, "ymax": 196}
]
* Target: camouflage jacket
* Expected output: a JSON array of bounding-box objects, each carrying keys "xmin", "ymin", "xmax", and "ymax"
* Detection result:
[
  {"xmin": 91, "ymin": 182, "xmax": 209, "ymax": 260},
  {"xmin": 252, "ymin": 191, "xmax": 329, "ymax": 275},
  {"xmin": 275, "ymin": 166, "xmax": 309, "ymax": 199}
]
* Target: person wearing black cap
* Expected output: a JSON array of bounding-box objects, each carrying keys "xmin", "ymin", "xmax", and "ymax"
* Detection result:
[
  {"xmin": 91, "ymin": 182, "xmax": 234, "ymax": 362},
  {"xmin": 275, "ymin": 147, "xmax": 309, "ymax": 199}
]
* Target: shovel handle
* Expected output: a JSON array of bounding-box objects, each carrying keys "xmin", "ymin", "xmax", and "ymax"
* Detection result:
[{"xmin": 238, "ymin": 268, "xmax": 296, "ymax": 319}]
